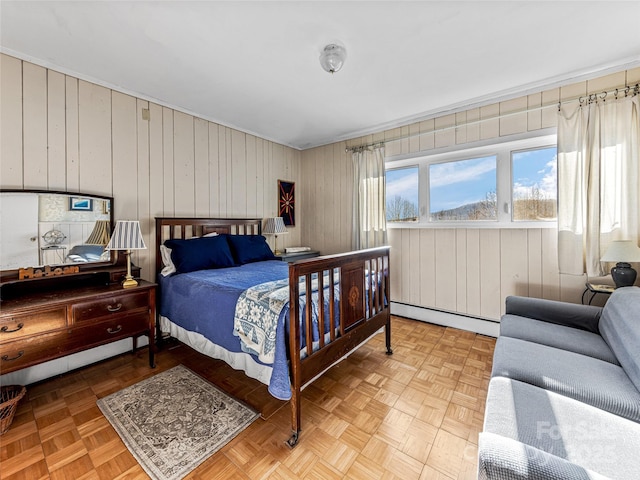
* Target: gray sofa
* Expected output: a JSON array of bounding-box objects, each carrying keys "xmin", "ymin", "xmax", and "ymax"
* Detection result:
[{"xmin": 479, "ymin": 286, "xmax": 640, "ymax": 480}]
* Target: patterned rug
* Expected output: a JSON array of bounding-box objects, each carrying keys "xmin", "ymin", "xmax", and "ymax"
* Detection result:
[{"xmin": 97, "ymin": 365, "xmax": 259, "ymax": 480}]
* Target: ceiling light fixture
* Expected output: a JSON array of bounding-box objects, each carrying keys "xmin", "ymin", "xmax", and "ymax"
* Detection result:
[{"xmin": 319, "ymin": 44, "xmax": 347, "ymax": 74}]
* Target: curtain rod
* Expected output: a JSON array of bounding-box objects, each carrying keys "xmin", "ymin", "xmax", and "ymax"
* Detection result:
[{"xmin": 345, "ymin": 83, "xmax": 639, "ymax": 153}]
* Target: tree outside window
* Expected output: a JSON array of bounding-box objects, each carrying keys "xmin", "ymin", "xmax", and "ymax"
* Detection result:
[{"xmin": 386, "ymin": 167, "xmax": 419, "ymax": 222}]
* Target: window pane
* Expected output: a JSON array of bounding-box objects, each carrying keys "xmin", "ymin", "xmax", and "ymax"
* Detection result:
[
  {"xmin": 512, "ymin": 147, "xmax": 557, "ymax": 221},
  {"xmin": 386, "ymin": 167, "xmax": 419, "ymax": 222},
  {"xmin": 429, "ymin": 156, "xmax": 497, "ymax": 221}
]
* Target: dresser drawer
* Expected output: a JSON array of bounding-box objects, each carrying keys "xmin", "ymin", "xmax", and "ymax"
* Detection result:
[
  {"xmin": 67, "ymin": 313, "xmax": 150, "ymax": 351},
  {"xmin": 0, "ymin": 331, "xmax": 68, "ymax": 373},
  {"xmin": 72, "ymin": 291, "xmax": 149, "ymax": 323},
  {"xmin": 0, "ymin": 308, "xmax": 67, "ymax": 343}
]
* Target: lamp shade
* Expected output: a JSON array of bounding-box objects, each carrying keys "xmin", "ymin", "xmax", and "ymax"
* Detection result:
[
  {"xmin": 85, "ymin": 220, "xmax": 112, "ymax": 245},
  {"xmin": 105, "ymin": 221, "xmax": 146, "ymax": 250},
  {"xmin": 600, "ymin": 240, "xmax": 640, "ymax": 263},
  {"xmin": 263, "ymin": 217, "xmax": 288, "ymax": 235},
  {"xmin": 601, "ymin": 240, "xmax": 640, "ymax": 288}
]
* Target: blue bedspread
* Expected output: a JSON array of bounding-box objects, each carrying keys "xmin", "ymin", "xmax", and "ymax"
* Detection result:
[
  {"xmin": 159, "ymin": 260, "xmax": 339, "ymax": 400},
  {"xmin": 159, "ymin": 261, "xmax": 292, "ymax": 398}
]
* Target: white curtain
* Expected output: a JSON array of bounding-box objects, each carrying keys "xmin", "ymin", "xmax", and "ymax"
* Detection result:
[
  {"xmin": 557, "ymin": 95, "xmax": 640, "ymax": 276},
  {"xmin": 352, "ymin": 146, "xmax": 387, "ymax": 250}
]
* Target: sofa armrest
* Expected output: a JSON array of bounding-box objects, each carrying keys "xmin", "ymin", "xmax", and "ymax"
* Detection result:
[{"xmin": 505, "ymin": 296, "xmax": 602, "ymax": 333}]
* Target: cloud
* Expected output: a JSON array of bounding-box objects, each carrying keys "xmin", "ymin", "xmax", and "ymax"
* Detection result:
[
  {"xmin": 386, "ymin": 170, "xmax": 419, "ymax": 207},
  {"xmin": 513, "ymin": 155, "xmax": 557, "ymax": 199},
  {"xmin": 430, "ymin": 157, "xmax": 496, "ymax": 188}
]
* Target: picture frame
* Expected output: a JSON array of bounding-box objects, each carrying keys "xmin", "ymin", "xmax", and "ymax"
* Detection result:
[
  {"xmin": 69, "ymin": 197, "xmax": 93, "ymax": 211},
  {"xmin": 278, "ymin": 180, "xmax": 295, "ymax": 226}
]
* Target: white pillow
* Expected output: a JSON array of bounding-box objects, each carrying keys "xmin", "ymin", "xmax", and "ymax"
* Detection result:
[
  {"xmin": 159, "ymin": 232, "xmax": 218, "ymax": 276},
  {"xmin": 160, "ymin": 245, "xmax": 176, "ymax": 276}
]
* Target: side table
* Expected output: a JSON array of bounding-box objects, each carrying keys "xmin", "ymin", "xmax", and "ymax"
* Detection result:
[
  {"xmin": 40, "ymin": 245, "xmax": 67, "ymax": 264},
  {"xmin": 275, "ymin": 250, "xmax": 320, "ymax": 262},
  {"xmin": 581, "ymin": 283, "xmax": 615, "ymax": 305}
]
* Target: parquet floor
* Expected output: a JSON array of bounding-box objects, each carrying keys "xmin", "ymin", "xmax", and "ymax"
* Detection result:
[{"xmin": 0, "ymin": 316, "xmax": 495, "ymax": 480}]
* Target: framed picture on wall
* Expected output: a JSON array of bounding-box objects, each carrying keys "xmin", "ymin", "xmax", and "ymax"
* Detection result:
[
  {"xmin": 278, "ymin": 180, "xmax": 295, "ymax": 226},
  {"xmin": 69, "ymin": 197, "xmax": 93, "ymax": 211}
]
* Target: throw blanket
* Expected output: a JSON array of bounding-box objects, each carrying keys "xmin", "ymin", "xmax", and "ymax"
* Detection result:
[
  {"xmin": 233, "ymin": 278, "xmax": 289, "ymax": 363},
  {"xmin": 233, "ymin": 272, "xmax": 340, "ymax": 365}
]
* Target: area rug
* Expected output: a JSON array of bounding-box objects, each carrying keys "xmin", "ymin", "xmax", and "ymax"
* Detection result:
[{"xmin": 97, "ymin": 365, "xmax": 259, "ymax": 480}]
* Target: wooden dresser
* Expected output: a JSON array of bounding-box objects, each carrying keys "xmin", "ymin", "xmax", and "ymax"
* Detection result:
[{"xmin": 0, "ymin": 272, "xmax": 156, "ymax": 375}]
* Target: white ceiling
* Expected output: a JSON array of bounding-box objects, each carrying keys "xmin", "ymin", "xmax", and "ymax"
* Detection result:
[{"xmin": 2, "ymin": 1, "xmax": 640, "ymax": 150}]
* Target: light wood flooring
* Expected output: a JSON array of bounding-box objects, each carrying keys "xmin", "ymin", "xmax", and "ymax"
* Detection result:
[{"xmin": 0, "ymin": 316, "xmax": 495, "ymax": 480}]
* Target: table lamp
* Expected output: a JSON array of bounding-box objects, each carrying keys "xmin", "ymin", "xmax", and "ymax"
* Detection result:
[
  {"xmin": 263, "ymin": 217, "xmax": 288, "ymax": 254},
  {"xmin": 106, "ymin": 220, "xmax": 146, "ymax": 288},
  {"xmin": 601, "ymin": 240, "xmax": 640, "ymax": 288}
]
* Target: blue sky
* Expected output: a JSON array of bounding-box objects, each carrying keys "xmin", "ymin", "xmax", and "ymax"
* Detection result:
[
  {"xmin": 512, "ymin": 147, "xmax": 557, "ymax": 200},
  {"xmin": 429, "ymin": 156, "xmax": 496, "ymax": 212},
  {"xmin": 386, "ymin": 167, "xmax": 419, "ymax": 206},
  {"xmin": 386, "ymin": 146, "xmax": 557, "ymax": 214}
]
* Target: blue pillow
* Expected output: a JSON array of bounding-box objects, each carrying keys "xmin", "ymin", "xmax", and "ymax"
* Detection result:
[
  {"xmin": 164, "ymin": 235, "xmax": 236, "ymax": 273},
  {"xmin": 227, "ymin": 235, "xmax": 276, "ymax": 264}
]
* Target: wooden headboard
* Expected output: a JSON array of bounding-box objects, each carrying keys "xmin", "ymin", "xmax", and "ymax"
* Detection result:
[{"xmin": 155, "ymin": 217, "xmax": 262, "ymax": 277}]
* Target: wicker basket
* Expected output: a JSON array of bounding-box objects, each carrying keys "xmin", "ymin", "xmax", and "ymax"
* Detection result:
[{"xmin": 0, "ymin": 385, "xmax": 26, "ymax": 435}]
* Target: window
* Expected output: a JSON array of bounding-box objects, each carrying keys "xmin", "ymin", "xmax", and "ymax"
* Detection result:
[
  {"xmin": 512, "ymin": 147, "xmax": 557, "ymax": 221},
  {"xmin": 384, "ymin": 133, "xmax": 557, "ymax": 227},
  {"xmin": 386, "ymin": 166, "xmax": 419, "ymax": 222},
  {"xmin": 429, "ymin": 156, "xmax": 496, "ymax": 221}
]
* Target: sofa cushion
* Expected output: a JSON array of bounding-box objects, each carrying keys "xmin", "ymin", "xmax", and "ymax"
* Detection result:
[
  {"xmin": 482, "ymin": 377, "xmax": 640, "ymax": 479},
  {"xmin": 500, "ymin": 314, "xmax": 619, "ymax": 365},
  {"xmin": 478, "ymin": 433, "xmax": 612, "ymax": 480},
  {"xmin": 599, "ymin": 286, "xmax": 640, "ymax": 392},
  {"xmin": 491, "ymin": 336, "xmax": 640, "ymax": 422}
]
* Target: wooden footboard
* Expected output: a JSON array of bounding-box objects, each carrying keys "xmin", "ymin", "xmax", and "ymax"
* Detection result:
[{"xmin": 286, "ymin": 247, "xmax": 391, "ymax": 446}]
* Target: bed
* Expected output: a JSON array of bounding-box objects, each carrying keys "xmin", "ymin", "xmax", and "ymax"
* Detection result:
[{"xmin": 155, "ymin": 217, "xmax": 391, "ymax": 446}]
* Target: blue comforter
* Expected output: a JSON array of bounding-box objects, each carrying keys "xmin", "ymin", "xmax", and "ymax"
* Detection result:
[{"xmin": 158, "ymin": 260, "xmax": 339, "ymax": 400}]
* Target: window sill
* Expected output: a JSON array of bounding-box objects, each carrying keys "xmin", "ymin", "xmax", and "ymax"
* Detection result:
[{"xmin": 387, "ymin": 221, "xmax": 558, "ymax": 230}]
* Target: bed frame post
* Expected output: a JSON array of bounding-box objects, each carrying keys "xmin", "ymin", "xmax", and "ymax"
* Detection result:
[
  {"xmin": 287, "ymin": 264, "xmax": 302, "ymax": 447},
  {"xmin": 385, "ymin": 258, "xmax": 393, "ymax": 355},
  {"xmin": 386, "ymin": 317, "xmax": 393, "ymax": 355}
]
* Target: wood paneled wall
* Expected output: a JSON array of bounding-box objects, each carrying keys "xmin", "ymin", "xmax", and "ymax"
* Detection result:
[
  {"xmin": 388, "ymin": 227, "xmax": 579, "ymax": 321},
  {"xmin": 300, "ymin": 67, "xmax": 640, "ymax": 322},
  {"xmin": 0, "ymin": 53, "xmax": 301, "ymax": 280},
  {"xmin": 1, "ymin": 51, "xmax": 638, "ymax": 323}
]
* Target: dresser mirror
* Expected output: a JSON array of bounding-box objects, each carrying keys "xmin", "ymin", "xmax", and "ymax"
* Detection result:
[{"xmin": 0, "ymin": 190, "xmax": 115, "ymax": 279}]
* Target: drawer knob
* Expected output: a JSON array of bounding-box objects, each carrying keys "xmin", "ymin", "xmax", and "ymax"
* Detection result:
[
  {"xmin": 2, "ymin": 351, "xmax": 24, "ymax": 361},
  {"xmin": 1, "ymin": 323, "xmax": 24, "ymax": 333},
  {"xmin": 107, "ymin": 303, "xmax": 123, "ymax": 312},
  {"xmin": 107, "ymin": 325, "xmax": 123, "ymax": 334}
]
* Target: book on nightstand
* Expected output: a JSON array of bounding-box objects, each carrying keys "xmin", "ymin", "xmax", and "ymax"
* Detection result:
[
  {"xmin": 587, "ymin": 283, "xmax": 615, "ymax": 293},
  {"xmin": 285, "ymin": 247, "xmax": 311, "ymax": 253}
]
